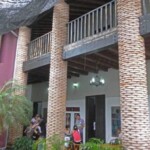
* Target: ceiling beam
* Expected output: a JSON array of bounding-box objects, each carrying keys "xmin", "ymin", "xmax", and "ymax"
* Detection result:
[
  {"xmin": 77, "ymin": 57, "xmax": 108, "ymax": 71},
  {"xmin": 68, "ymin": 66, "xmax": 88, "ymax": 75},
  {"xmin": 95, "ymin": 52, "xmax": 118, "ymax": 63},
  {"xmin": 146, "ymin": 50, "xmax": 150, "ymax": 59},
  {"xmin": 66, "ymin": 0, "xmax": 106, "ymax": 5},
  {"xmin": 69, "ymin": 60, "xmax": 98, "ymax": 73},
  {"xmin": 70, "ymin": 3, "xmax": 98, "ymax": 9},
  {"xmin": 70, "ymin": 8, "xmax": 90, "ymax": 13},
  {"xmin": 108, "ymin": 47, "xmax": 118, "ymax": 55},
  {"xmin": 81, "ymin": 56, "xmax": 108, "ymax": 71},
  {"xmin": 68, "ymin": 71, "xmax": 80, "ymax": 77},
  {"xmin": 86, "ymin": 55, "xmax": 118, "ymax": 69}
]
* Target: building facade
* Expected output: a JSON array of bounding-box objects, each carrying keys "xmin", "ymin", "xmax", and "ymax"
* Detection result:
[
  {"xmin": 0, "ymin": 31, "xmax": 18, "ymax": 87},
  {"xmin": 1, "ymin": 0, "xmax": 150, "ymax": 149},
  {"xmin": 0, "ymin": 31, "xmax": 18, "ymax": 147}
]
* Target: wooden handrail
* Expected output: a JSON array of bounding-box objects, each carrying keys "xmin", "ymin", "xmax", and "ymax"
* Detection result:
[
  {"xmin": 28, "ymin": 31, "xmax": 52, "ymax": 60},
  {"xmin": 67, "ymin": 0, "xmax": 117, "ymax": 44}
]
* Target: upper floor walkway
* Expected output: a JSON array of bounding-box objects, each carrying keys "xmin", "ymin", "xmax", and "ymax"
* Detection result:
[{"xmin": 23, "ymin": 0, "xmax": 150, "ymax": 73}]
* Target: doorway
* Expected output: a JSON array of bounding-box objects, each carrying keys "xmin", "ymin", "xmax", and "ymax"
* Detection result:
[{"xmin": 86, "ymin": 95, "xmax": 105, "ymax": 142}]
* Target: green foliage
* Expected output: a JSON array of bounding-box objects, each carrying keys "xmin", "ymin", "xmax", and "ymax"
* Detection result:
[
  {"xmin": 80, "ymin": 138, "xmax": 122, "ymax": 150},
  {"xmin": 0, "ymin": 80, "xmax": 33, "ymax": 132},
  {"xmin": 48, "ymin": 134, "xmax": 65, "ymax": 150},
  {"xmin": 100, "ymin": 144, "xmax": 122, "ymax": 150},
  {"xmin": 33, "ymin": 134, "xmax": 65, "ymax": 150},
  {"xmin": 13, "ymin": 137, "xmax": 34, "ymax": 150},
  {"xmin": 33, "ymin": 138, "xmax": 46, "ymax": 150},
  {"xmin": 80, "ymin": 138, "xmax": 104, "ymax": 150}
]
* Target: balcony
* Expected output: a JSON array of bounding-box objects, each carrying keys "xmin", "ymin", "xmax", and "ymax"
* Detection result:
[
  {"xmin": 67, "ymin": 0, "xmax": 117, "ymax": 44},
  {"xmin": 24, "ymin": 0, "xmax": 150, "ymax": 73},
  {"xmin": 28, "ymin": 32, "xmax": 51, "ymax": 60},
  {"xmin": 23, "ymin": 32, "xmax": 51, "ymax": 72},
  {"xmin": 63, "ymin": 0, "xmax": 118, "ymax": 59}
]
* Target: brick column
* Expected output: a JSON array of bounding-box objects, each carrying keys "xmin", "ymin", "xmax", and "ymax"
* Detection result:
[
  {"xmin": 9, "ymin": 27, "xmax": 31, "ymax": 143},
  {"xmin": 47, "ymin": 0, "xmax": 69, "ymax": 139},
  {"xmin": 117, "ymin": 0, "xmax": 150, "ymax": 149}
]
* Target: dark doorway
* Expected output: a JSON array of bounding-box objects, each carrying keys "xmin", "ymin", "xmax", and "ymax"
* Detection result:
[
  {"xmin": 33, "ymin": 102, "xmax": 42, "ymax": 117},
  {"xmin": 33, "ymin": 102, "xmax": 39, "ymax": 117},
  {"xmin": 86, "ymin": 95, "xmax": 105, "ymax": 142}
]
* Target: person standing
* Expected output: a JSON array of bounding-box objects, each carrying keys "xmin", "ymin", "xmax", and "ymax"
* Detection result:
[{"xmin": 75, "ymin": 114, "xmax": 84, "ymax": 142}]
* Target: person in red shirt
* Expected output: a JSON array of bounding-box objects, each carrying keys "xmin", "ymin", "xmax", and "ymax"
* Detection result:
[{"xmin": 72, "ymin": 125, "xmax": 81, "ymax": 144}]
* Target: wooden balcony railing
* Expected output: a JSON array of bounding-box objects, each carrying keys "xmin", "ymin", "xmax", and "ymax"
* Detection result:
[
  {"xmin": 67, "ymin": 0, "xmax": 117, "ymax": 44},
  {"xmin": 28, "ymin": 32, "xmax": 52, "ymax": 60},
  {"xmin": 143, "ymin": 0, "xmax": 150, "ymax": 15}
]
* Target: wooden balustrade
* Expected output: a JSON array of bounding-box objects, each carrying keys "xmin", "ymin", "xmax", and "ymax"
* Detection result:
[
  {"xmin": 28, "ymin": 32, "xmax": 52, "ymax": 60},
  {"xmin": 67, "ymin": 0, "xmax": 117, "ymax": 44},
  {"xmin": 27, "ymin": 0, "xmax": 150, "ymax": 60},
  {"xmin": 143, "ymin": 0, "xmax": 150, "ymax": 15}
]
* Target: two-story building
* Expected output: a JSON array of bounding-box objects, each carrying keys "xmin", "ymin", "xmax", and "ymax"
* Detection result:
[{"xmin": 1, "ymin": 0, "xmax": 150, "ymax": 149}]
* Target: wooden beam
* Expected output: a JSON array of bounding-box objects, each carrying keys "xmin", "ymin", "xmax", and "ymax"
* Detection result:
[
  {"xmin": 146, "ymin": 50, "xmax": 150, "ymax": 59},
  {"xmin": 73, "ymin": 57, "xmax": 108, "ymax": 71},
  {"xmin": 68, "ymin": 66, "xmax": 88, "ymax": 75},
  {"xmin": 66, "ymin": 0, "xmax": 106, "ymax": 5},
  {"xmin": 95, "ymin": 52, "xmax": 118, "ymax": 63},
  {"xmin": 70, "ymin": 2, "xmax": 98, "ymax": 9},
  {"xmin": 86, "ymin": 55, "xmax": 118, "ymax": 69},
  {"xmin": 68, "ymin": 61, "xmax": 98, "ymax": 73},
  {"xmin": 108, "ymin": 47, "xmax": 118, "ymax": 55},
  {"xmin": 70, "ymin": 8, "xmax": 90, "ymax": 13},
  {"xmin": 68, "ymin": 71, "xmax": 80, "ymax": 77}
]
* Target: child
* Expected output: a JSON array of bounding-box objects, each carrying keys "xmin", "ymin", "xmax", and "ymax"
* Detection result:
[
  {"xmin": 72, "ymin": 125, "xmax": 81, "ymax": 150},
  {"xmin": 32, "ymin": 120, "xmax": 42, "ymax": 141},
  {"xmin": 32, "ymin": 125, "xmax": 41, "ymax": 140},
  {"xmin": 24, "ymin": 122, "xmax": 34, "ymax": 138},
  {"xmin": 64, "ymin": 125, "xmax": 72, "ymax": 149}
]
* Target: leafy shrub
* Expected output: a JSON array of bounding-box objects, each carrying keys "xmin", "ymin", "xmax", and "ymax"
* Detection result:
[
  {"xmin": 0, "ymin": 80, "xmax": 33, "ymax": 132},
  {"xmin": 80, "ymin": 138, "xmax": 104, "ymax": 150},
  {"xmin": 48, "ymin": 134, "xmax": 64, "ymax": 150},
  {"xmin": 13, "ymin": 136, "xmax": 34, "ymax": 150},
  {"xmin": 33, "ymin": 138, "xmax": 46, "ymax": 150},
  {"xmin": 80, "ymin": 138, "xmax": 122, "ymax": 150},
  {"xmin": 100, "ymin": 144, "xmax": 122, "ymax": 150},
  {"xmin": 33, "ymin": 134, "xmax": 64, "ymax": 150}
]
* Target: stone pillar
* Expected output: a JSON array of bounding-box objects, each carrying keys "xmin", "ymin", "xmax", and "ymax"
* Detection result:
[
  {"xmin": 9, "ymin": 27, "xmax": 31, "ymax": 143},
  {"xmin": 117, "ymin": 0, "xmax": 150, "ymax": 149},
  {"xmin": 47, "ymin": 0, "xmax": 69, "ymax": 139}
]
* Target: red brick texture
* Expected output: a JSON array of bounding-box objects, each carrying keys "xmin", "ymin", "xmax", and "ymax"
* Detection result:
[
  {"xmin": 47, "ymin": 0, "xmax": 69, "ymax": 139},
  {"xmin": 117, "ymin": 0, "xmax": 150, "ymax": 149},
  {"xmin": 8, "ymin": 27, "xmax": 31, "ymax": 144}
]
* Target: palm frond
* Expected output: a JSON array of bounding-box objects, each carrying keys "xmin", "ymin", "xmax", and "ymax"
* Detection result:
[{"xmin": 0, "ymin": 80, "xmax": 33, "ymax": 133}]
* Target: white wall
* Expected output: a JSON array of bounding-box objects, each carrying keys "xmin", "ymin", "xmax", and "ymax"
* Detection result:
[
  {"xmin": 67, "ymin": 68, "xmax": 120, "ymax": 100},
  {"xmin": 28, "ymin": 60, "xmax": 150, "ymax": 143},
  {"xmin": 31, "ymin": 82, "xmax": 48, "ymax": 102}
]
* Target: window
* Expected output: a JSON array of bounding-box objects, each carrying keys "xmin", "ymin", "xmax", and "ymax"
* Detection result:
[{"xmin": 111, "ymin": 107, "xmax": 121, "ymax": 137}]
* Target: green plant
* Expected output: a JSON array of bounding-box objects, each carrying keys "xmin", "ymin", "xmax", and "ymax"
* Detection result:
[
  {"xmin": 80, "ymin": 138, "xmax": 122, "ymax": 150},
  {"xmin": 33, "ymin": 138, "xmax": 46, "ymax": 150},
  {"xmin": 0, "ymin": 80, "xmax": 33, "ymax": 132},
  {"xmin": 13, "ymin": 136, "xmax": 34, "ymax": 150},
  {"xmin": 100, "ymin": 144, "xmax": 122, "ymax": 150},
  {"xmin": 48, "ymin": 134, "xmax": 65, "ymax": 150},
  {"xmin": 33, "ymin": 134, "xmax": 65, "ymax": 150},
  {"xmin": 80, "ymin": 138, "xmax": 104, "ymax": 150}
]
